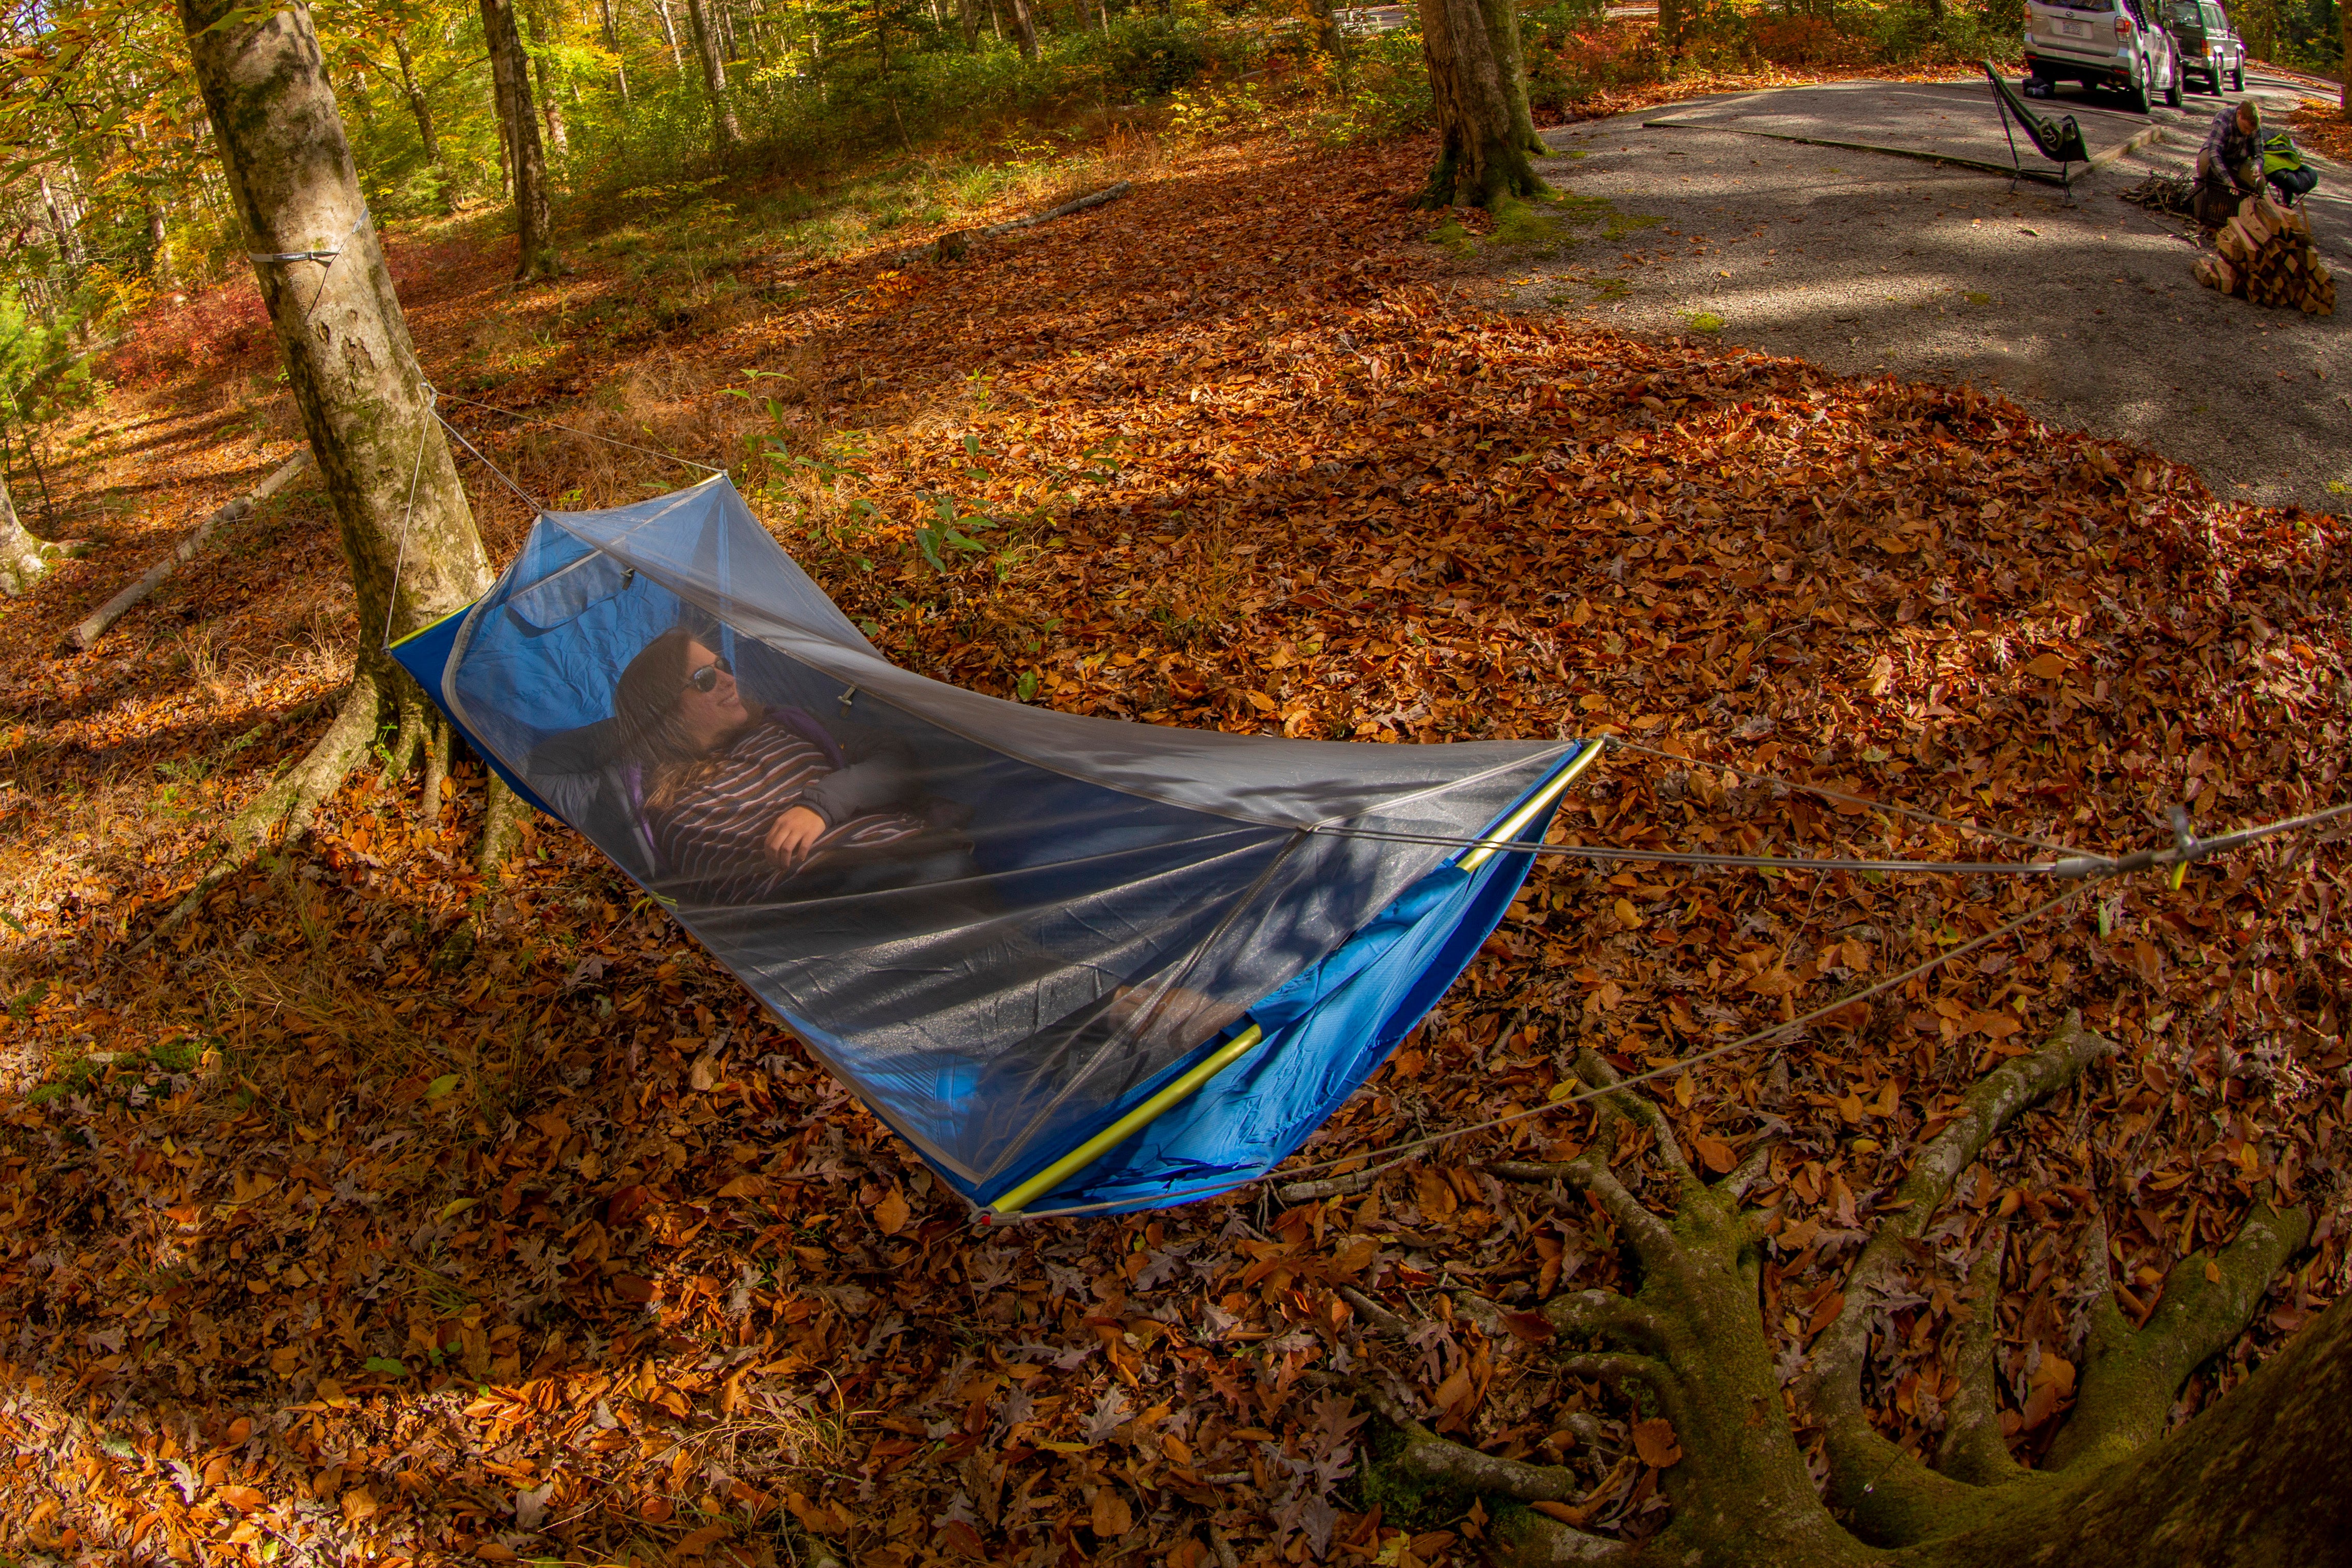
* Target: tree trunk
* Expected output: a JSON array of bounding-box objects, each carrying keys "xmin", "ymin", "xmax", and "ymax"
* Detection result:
[
  {"xmin": 480, "ymin": 0, "xmax": 560, "ymax": 280},
  {"xmin": 2342, "ymin": 2, "xmax": 2348, "ymax": 118},
  {"xmin": 1006, "ymin": 0, "xmax": 1039, "ymax": 60},
  {"xmin": 532, "ymin": 31, "xmax": 571, "ymax": 159},
  {"xmin": 959, "ymin": 0, "xmax": 978, "ymax": 49},
  {"xmin": 656, "ymin": 0, "xmax": 685, "ymax": 70},
  {"xmin": 683, "ymin": 0, "xmax": 742, "ymax": 148},
  {"xmin": 1414, "ymin": 0, "xmax": 1548, "ymax": 209},
  {"xmin": 1306, "ymin": 0, "xmax": 1343, "ymax": 60},
  {"xmin": 391, "ymin": 35, "xmax": 455, "ymax": 213},
  {"xmin": 1658, "ymin": 0, "xmax": 1686, "ymax": 50},
  {"xmin": 0, "ymin": 472, "xmax": 54, "ymax": 598},
  {"xmin": 597, "ymin": 0, "xmax": 631, "ymax": 98},
  {"xmin": 145, "ymin": 203, "xmax": 172, "ymax": 284},
  {"xmin": 38, "ymin": 172, "xmax": 84, "ymax": 273},
  {"xmin": 174, "ymin": 0, "xmax": 496, "ymax": 898}
]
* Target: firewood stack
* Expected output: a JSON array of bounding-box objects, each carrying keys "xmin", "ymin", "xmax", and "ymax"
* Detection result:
[{"xmin": 2195, "ymin": 193, "xmax": 2336, "ymax": 316}]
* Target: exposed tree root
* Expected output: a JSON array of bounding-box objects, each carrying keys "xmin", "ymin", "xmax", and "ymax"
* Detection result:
[
  {"xmin": 476, "ymin": 775, "xmax": 528, "ymax": 878},
  {"xmin": 418, "ymin": 714, "xmax": 452, "ymax": 831},
  {"xmin": 380, "ymin": 677, "xmax": 430, "ymax": 783},
  {"xmin": 1357, "ymin": 1016, "xmax": 2332, "ymax": 1567},
  {"xmin": 136, "ymin": 666, "xmax": 385, "ymax": 951}
]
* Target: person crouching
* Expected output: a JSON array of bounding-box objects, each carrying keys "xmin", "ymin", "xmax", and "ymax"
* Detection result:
[{"xmin": 2194, "ymin": 99, "xmax": 2266, "ymax": 228}]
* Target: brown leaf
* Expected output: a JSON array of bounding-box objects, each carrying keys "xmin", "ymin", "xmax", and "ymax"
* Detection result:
[
  {"xmin": 1631, "ymin": 1416, "xmax": 1683, "ymax": 1468},
  {"xmin": 1090, "ymin": 1486, "xmax": 1133, "ymax": 1537},
  {"xmin": 341, "ymin": 1486, "xmax": 378, "ymax": 1525},
  {"xmin": 1689, "ymin": 1132, "xmax": 1738, "ymax": 1173},
  {"xmin": 1432, "ymin": 1366, "xmax": 1476, "ymax": 1413},
  {"xmin": 678, "ymin": 1524, "xmax": 734, "ymax": 1554},
  {"xmin": 216, "ymin": 1485, "xmax": 266, "ymax": 1514},
  {"xmin": 874, "ymin": 1187, "xmax": 911, "ymax": 1236},
  {"xmin": 2024, "ymin": 652, "xmax": 2067, "ymax": 680}
]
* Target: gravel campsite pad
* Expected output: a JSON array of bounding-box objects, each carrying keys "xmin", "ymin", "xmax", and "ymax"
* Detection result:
[{"xmin": 1513, "ymin": 69, "xmax": 2350, "ymax": 513}]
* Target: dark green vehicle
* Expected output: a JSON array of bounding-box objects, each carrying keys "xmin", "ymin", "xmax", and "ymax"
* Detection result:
[{"xmin": 2164, "ymin": 0, "xmax": 2246, "ymax": 93}]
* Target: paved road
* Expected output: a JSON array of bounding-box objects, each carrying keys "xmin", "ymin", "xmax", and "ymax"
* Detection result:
[{"xmin": 1517, "ymin": 68, "xmax": 2349, "ymax": 513}]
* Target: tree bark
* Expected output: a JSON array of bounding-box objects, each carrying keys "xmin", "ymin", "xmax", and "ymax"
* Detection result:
[
  {"xmin": 683, "ymin": 0, "xmax": 742, "ymax": 148},
  {"xmin": 0, "ymin": 471, "xmax": 54, "ymax": 598},
  {"xmin": 596, "ymin": 0, "xmax": 631, "ymax": 99},
  {"xmin": 390, "ymin": 35, "xmax": 455, "ymax": 213},
  {"xmin": 145, "ymin": 203, "xmax": 172, "ymax": 284},
  {"xmin": 38, "ymin": 172, "xmax": 84, "ymax": 273},
  {"xmin": 958, "ymin": 0, "xmax": 978, "ymax": 49},
  {"xmin": 1415, "ymin": 0, "xmax": 1548, "ymax": 209},
  {"xmin": 531, "ymin": 25, "xmax": 571, "ymax": 159},
  {"xmin": 1308, "ymin": 0, "xmax": 1345, "ymax": 60},
  {"xmin": 655, "ymin": 0, "xmax": 686, "ymax": 71},
  {"xmin": 480, "ymin": 0, "xmax": 559, "ymax": 280},
  {"xmin": 1006, "ymin": 0, "xmax": 1039, "ymax": 60},
  {"xmin": 174, "ymin": 0, "xmax": 494, "ymax": 887}
]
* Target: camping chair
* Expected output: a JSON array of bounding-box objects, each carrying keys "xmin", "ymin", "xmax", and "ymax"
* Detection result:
[{"xmin": 1982, "ymin": 60, "xmax": 2092, "ymax": 208}]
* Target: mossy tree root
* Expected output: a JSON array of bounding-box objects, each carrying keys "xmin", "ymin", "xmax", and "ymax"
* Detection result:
[
  {"xmin": 1356, "ymin": 1015, "xmax": 2329, "ymax": 1568},
  {"xmin": 1798, "ymin": 1013, "xmax": 2122, "ymax": 1540}
]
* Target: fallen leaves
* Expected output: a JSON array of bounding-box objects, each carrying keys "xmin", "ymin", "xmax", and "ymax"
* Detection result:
[{"xmin": 0, "ymin": 100, "xmax": 2345, "ymax": 1568}]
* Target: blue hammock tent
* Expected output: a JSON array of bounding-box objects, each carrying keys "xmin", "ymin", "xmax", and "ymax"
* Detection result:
[{"xmin": 391, "ymin": 474, "xmax": 1592, "ymax": 1218}]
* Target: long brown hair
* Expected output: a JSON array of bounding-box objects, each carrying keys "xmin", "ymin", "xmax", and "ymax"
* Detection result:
[{"xmin": 614, "ymin": 626, "xmax": 743, "ymax": 814}]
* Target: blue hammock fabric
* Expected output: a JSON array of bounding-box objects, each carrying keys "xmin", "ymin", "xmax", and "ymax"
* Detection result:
[{"xmin": 391, "ymin": 475, "xmax": 1578, "ymax": 1217}]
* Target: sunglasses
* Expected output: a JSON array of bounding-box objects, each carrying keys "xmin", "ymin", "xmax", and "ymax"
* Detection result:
[{"xmin": 683, "ymin": 655, "xmax": 734, "ymax": 694}]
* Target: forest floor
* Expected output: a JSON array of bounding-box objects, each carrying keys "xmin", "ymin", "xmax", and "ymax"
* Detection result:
[{"xmin": 2, "ymin": 115, "xmax": 2350, "ymax": 1568}]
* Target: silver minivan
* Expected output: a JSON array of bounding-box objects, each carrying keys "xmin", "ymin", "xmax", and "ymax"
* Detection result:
[{"xmin": 2024, "ymin": 0, "xmax": 2184, "ymax": 112}]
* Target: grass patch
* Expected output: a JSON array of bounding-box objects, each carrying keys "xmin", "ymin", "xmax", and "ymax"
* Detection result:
[{"xmin": 1682, "ymin": 309, "xmax": 1727, "ymax": 333}]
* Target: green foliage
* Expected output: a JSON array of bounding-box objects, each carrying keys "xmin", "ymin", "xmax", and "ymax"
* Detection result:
[{"xmin": 1308, "ymin": 23, "xmax": 1433, "ymax": 146}]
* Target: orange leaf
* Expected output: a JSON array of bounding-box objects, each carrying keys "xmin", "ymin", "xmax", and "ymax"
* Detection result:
[
  {"xmin": 678, "ymin": 1524, "xmax": 734, "ymax": 1554},
  {"xmin": 2024, "ymin": 652, "xmax": 2067, "ymax": 680},
  {"xmin": 1689, "ymin": 1133, "xmax": 1738, "ymax": 1173},
  {"xmin": 1631, "ymin": 1416, "xmax": 1683, "ymax": 1468},
  {"xmin": 216, "ymin": 1485, "xmax": 266, "ymax": 1514},
  {"xmin": 874, "ymin": 1187, "xmax": 911, "ymax": 1236}
]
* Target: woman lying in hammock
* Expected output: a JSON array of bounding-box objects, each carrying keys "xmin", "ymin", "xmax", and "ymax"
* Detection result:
[{"xmin": 611, "ymin": 626, "xmax": 976, "ymax": 907}]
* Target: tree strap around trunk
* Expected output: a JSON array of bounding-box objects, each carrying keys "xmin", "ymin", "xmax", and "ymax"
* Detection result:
[{"xmin": 67, "ymin": 448, "xmax": 314, "ymax": 653}]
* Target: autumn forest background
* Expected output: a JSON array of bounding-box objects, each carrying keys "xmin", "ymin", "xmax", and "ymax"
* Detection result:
[{"xmin": 0, "ymin": 1, "xmax": 2349, "ymax": 1566}]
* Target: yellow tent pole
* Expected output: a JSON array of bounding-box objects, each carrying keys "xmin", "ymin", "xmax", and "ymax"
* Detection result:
[
  {"xmin": 990, "ymin": 740, "xmax": 1603, "ymax": 1219},
  {"xmin": 385, "ymin": 603, "xmax": 472, "ymax": 651},
  {"xmin": 990, "ymin": 1024, "xmax": 1265, "ymax": 1218},
  {"xmin": 1458, "ymin": 739, "xmax": 1606, "ymax": 873}
]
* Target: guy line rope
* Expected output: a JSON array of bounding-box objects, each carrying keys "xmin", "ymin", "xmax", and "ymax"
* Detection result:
[{"xmin": 399, "ymin": 397, "xmax": 2352, "ymax": 1204}]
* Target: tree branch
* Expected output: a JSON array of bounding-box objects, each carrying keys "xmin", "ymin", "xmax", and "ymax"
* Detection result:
[{"xmin": 2043, "ymin": 1200, "xmax": 2311, "ymax": 1474}]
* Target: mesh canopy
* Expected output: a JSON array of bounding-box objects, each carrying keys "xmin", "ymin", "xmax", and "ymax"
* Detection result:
[{"xmin": 420, "ymin": 476, "xmax": 1573, "ymax": 1210}]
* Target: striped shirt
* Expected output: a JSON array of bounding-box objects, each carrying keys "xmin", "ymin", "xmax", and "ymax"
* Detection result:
[{"xmin": 651, "ymin": 715, "xmax": 929, "ymax": 904}]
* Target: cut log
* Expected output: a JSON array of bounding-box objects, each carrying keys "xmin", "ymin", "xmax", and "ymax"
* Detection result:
[
  {"xmin": 2195, "ymin": 196, "xmax": 2334, "ymax": 316},
  {"xmin": 68, "ymin": 449, "xmax": 313, "ymax": 652}
]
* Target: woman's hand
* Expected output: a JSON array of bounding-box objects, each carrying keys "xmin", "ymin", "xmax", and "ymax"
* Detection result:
[{"xmin": 765, "ymin": 806, "xmax": 829, "ymax": 869}]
